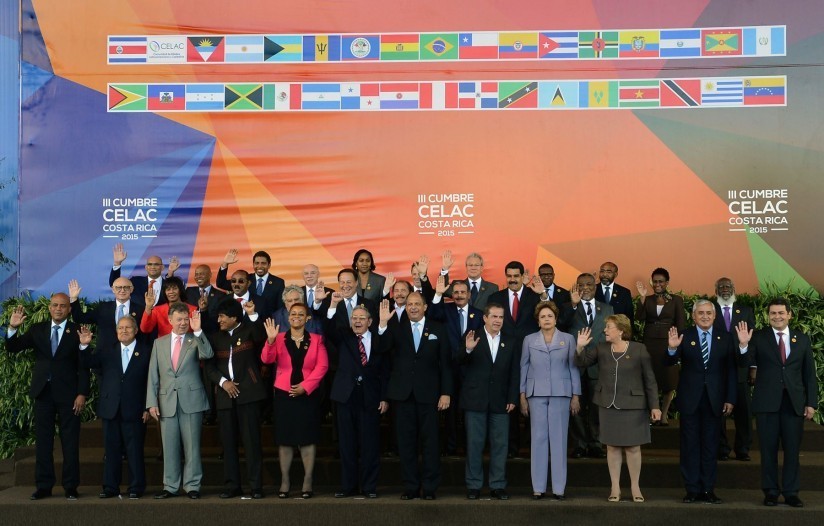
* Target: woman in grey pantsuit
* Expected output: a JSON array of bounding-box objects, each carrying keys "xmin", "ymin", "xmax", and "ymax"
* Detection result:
[
  {"xmin": 576, "ymin": 314, "xmax": 661, "ymax": 503},
  {"xmin": 520, "ymin": 301, "xmax": 581, "ymax": 500}
]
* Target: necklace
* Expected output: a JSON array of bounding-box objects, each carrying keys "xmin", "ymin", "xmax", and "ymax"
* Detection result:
[
  {"xmin": 291, "ymin": 333, "xmax": 305, "ymax": 344},
  {"xmin": 610, "ymin": 341, "xmax": 629, "ymax": 360}
]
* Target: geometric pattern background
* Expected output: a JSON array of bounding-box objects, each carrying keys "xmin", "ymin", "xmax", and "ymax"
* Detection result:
[{"xmin": 17, "ymin": 0, "xmax": 824, "ymax": 299}]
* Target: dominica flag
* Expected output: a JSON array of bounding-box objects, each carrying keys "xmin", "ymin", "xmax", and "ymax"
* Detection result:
[
  {"xmin": 224, "ymin": 84, "xmax": 264, "ymax": 110},
  {"xmin": 420, "ymin": 33, "xmax": 459, "ymax": 60},
  {"xmin": 498, "ymin": 82, "xmax": 538, "ymax": 108},
  {"xmin": 702, "ymin": 29, "xmax": 742, "ymax": 56},
  {"xmin": 108, "ymin": 84, "xmax": 147, "ymax": 111},
  {"xmin": 380, "ymin": 34, "xmax": 419, "ymax": 60},
  {"xmin": 579, "ymin": 31, "xmax": 619, "ymax": 59},
  {"xmin": 618, "ymin": 80, "xmax": 660, "ymax": 108}
]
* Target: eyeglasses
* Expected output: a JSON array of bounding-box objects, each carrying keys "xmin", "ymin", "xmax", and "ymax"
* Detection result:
[
  {"xmin": 230, "ymin": 279, "xmax": 247, "ymax": 283},
  {"xmin": 113, "ymin": 286, "xmax": 133, "ymax": 291}
]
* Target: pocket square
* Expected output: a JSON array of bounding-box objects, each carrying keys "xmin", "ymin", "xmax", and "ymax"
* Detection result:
[{"xmin": 427, "ymin": 334, "xmax": 438, "ymax": 340}]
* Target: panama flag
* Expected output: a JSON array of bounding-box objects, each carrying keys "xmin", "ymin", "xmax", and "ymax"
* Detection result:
[{"xmin": 341, "ymin": 83, "xmax": 380, "ymax": 110}]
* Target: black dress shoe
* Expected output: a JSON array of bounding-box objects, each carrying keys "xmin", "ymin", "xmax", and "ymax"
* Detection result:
[
  {"xmin": 363, "ymin": 492, "xmax": 378, "ymax": 499},
  {"xmin": 30, "ymin": 489, "xmax": 51, "ymax": 500},
  {"xmin": 490, "ymin": 489, "xmax": 509, "ymax": 500},
  {"xmin": 571, "ymin": 448, "xmax": 586, "ymax": 459},
  {"xmin": 552, "ymin": 493, "xmax": 566, "ymax": 501},
  {"xmin": 423, "ymin": 492, "xmax": 436, "ymax": 501},
  {"xmin": 335, "ymin": 490, "xmax": 357, "ymax": 498},
  {"xmin": 683, "ymin": 492, "xmax": 698, "ymax": 503},
  {"xmin": 736, "ymin": 452, "xmax": 751, "ymax": 461},
  {"xmin": 703, "ymin": 491, "xmax": 722, "ymax": 504},
  {"xmin": 154, "ymin": 490, "xmax": 176, "ymax": 499},
  {"xmin": 251, "ymin": 490, "xmax": 264, "ymax": 499},
  {"xmin": 784, "ymin": 495, "xmax": 804, "ymax": 508},
  {"xmin": 587, "ymin": 447, "xmax": 605, "ymax": 459},
  {"xmin": 220, "ymin": 488, "xmax": 243, "ymax": 499},
  {"xmin": 763, "ymin": 494, "xmax": 778, "ymax": 506},
  {"xmin": 187, "ymin": 491, "xmax": 201, "ymax": 499},
  {"xmin": 718, "ymin": 452, "xmax": 730, "ymax": 461},
  {"xmin": 65, "ymin": 489, "xmax": 79, "ymax": 500},
  {"xmin": 532, "ymin": 493, "xmax": 546, "ymax": 500},
  {"xmin": 98, "ymin": 490, "xmax": 119, "ymax": 499},
  {"xmin": 467, "ymin": 489, "xmax": 480, "ymax": 500},
  {"xmin": 400, "ymin": 491, "xmax": 419, "ymax": 500},
  {"xmin": 128, "ymin": 492, "xmax": 142, "ymax": 499}
]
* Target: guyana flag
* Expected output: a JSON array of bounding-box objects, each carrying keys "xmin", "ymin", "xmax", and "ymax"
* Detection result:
[{"xmin": 108, "ymin": 84, "xmax": 147, "ymax": 111}]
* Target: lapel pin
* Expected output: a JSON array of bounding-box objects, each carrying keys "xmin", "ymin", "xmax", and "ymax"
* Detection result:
[
  {"xmin": 735, "ymin": 309, "xmax": 740, "ymax": 314},
  {"xmin": 690, "ymin": 341, "xmax": 696, "ymax": 346},
  {"xmin": 65, "ymin": 328, "xmax": 71, "ymax": 333},
  {"xmin": 625, "ymin": 355, "xmax": 631, "ymax": 359},
  {"xmin": 560, "ymin": 341, "xmax": 566, "ymax": 346},
  {"xmin": 131, "ymin": 312, "xmax": 137, "ymax": 317},
  {"xmin": 469, "ymin": 313, "xmax": 475, "ymax": 318},
  {"xmin": 501, "ymin": 342, "xmax": 505, "ymax": 348},
  {"xmin": 791, "ymin": 337, "xmax": 797, "ymax": 343},
  {"xmin": 236, "ymin": 338, "xmax": 242, "ymax": 346},
  {"xmin": 134, "ymin": 352, "xmax": 140, "ymax": 357}
]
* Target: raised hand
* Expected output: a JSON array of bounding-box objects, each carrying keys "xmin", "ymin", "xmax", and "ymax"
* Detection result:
[
  {"xmin": 416, "ymin": 254, "xmax": 430, "ymax": 278},
  {"xmin": 243, "ymin": 299, "xmax": 256, "ymax": 316},
  {"xmin": 222, "ymin": 248, "xmax": 239, "ymax": 267},
  {"xmin": 8, "ymin": 305, "xmax": 26, "ymax": 329},
  {"xmin": 576, "ymin": 327, "xmax": 592, "ymax": 351},
  {"xmin": 441, "ymin": 249, "xmax": 453, "ymax": 272},
  {"xmin": 464, "ymin": 330, "xmax": 479, "ymax": 351},
  {"xmin": 378, "ymin": 299, "xmax": 394, "ymax": 326},
  {"xmin": 435, "ymin": 275, "xmax": 447, "ymax": 295},
  {"xmin": 330, "ymin": 291, "xmax": 343, "ymax": 307},
  {"xmin": 570, "ymin": 283, "xmax": 581, "ymax": 305},
  {"xmin": 167, "ymin": 256, "xmax": 180, "ymax": 276},
  {"xmin": 144, "ymin": 288, "xmax": 156, "ymax": 311},
  {"xmin": 113, "ymin": 243, "xmax": 127, "ymax": 266},
  {"xmin": 189, "ymin": 309, "xmax": 201, "ymax": 332},
  {"xmin": 78, "ymin": 325, "xmax": 93, "ymax": 346},
  {"xmin": 263, "ymin": 318, "xmax": 279, "ymax": 341},
  {"xmin": 735, "ymin": 320, "xmax": 752, "ymax": 347},
  {"xmin": 314, "ymin": 282, "xmax": 328, "ymax": 303},
  {"xmin": 68, "ymin": 279, "xmax": 82, "ymax": 302},
  {"xmin": 383, "ymin": 273, "xmax": 396, "ymax": 295},
  {"xmin": 636, "ymin": 280, "xmax": 649, "ymax": 298},
  {"xmin": 667, "ymin": 326, "xmax": 683, "ymax": 349},
  {"xmin": 527, "ymin": 274, "xmax": 545, "ymax": 295}
]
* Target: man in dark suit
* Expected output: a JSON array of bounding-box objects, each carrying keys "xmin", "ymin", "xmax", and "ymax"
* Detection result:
[
  {"xmin": 443, "ymin": 251, "xmax": 500, "ymax": 310},
  {"xmin": 742, "ymin": 298, "xmax": 818, "ymax": 508},
  {"xmin": 378, "ymin": 293, "xmax": 453, "ymax": 500},
  {"xmin": 595, "ymin": 261, "xmax": 634, "ymax": 327},
  {"xmin": 205, "ymin": 299, "xmax": 267, "ymax": 499},
  {"xmin": 302, "ymin": 263, "xmax": 335, "ymax": 312},
  {"xmin": 666, "ymin": 299, "xmax": 744, "ymax": 504},
  {"xmin": 322, "ymin": 268, "xmax": 379, "ymax": 323},
  {"xmin": 562, "ymin": 273, "xmax": 613, "ymax": 459},
  {"xmin": 538, "ymin": 264, "xmax": 571, "ymax": 329},
  {"xmin": 69, "ymin": 277, "xmax": 148, "ymax": 351},
  {"xmin": 487, "ymin": 261, "xmax": 547, "ymax": 457},
  {"xmin": 217, "ymin": 248, "xmax": 284, "ymax": 318},
  {"xmin": 5, "ymin": 294, "xmax": 90, "ymax": 500},
  {"xmin": 430, "ymin": 276, "xmax": 484, "ymax": 456},
  {"xmin": 328, "ymin": 303, "xmax": 389, "ymax": 498},
  {"xmin": 79, "ymin": 316, "xmax": 151, "ymax": 499},
  {"xmin": 108, "ymin": 243, "xmax": 178, "ymax": 307},
  {"xmin": 713, "ymin": 277, "xmax": 756, "ymax": 461},
  {"xmin": 185, "ymin": 264, "xmax": 226, "ymax": 330},
  {"xmin": 459, "ymin": 303, "xmax": 519, "ymax": 500}
]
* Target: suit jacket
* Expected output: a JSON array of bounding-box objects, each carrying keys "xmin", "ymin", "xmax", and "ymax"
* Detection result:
[
  {"xmin": 71, "ymin": 299, "xmax": 148, "ymax": 351},
  {"xmin": 546, "ymin": 285, "xmax": 572, "ymax": 331},
  {"xmin": 444, "ymin": 276, "xmax": 499, "ymax": 310},
  {"xmin": 217, "ymin": 267, "xmax": 285, "ymax": 318},
  {"xmin": 260, "ymin": 332, "xmax": 328, "ymax": 395},
  {"xmin": 713, "ymin": 301, "xmax": 755, "ymax": 381},
  {"xmin": 327, "ymin": 320, "xmax": 389, "ymax": 408},
  {"xmin": 381, "ymin": 317, "xmax": 453, "ymax": 404},
  {"xmin": 487, "ymin": 287, "xmax": 541, "ymax": 346},
  {"xmin": 637, "ymin": 294, "xmax": 687, "ymax": 340},
  {"xmin": 205, "ymin": 319, "xmax": 267, "ymax": 409},
  {"xmin": 146, "ymin": 331, "xmax": 214, "ymax": 417},
  {"xmin": 595, "ymin": 282, "xmax": 634, "ymax": 327},
  {"xmin": 745, "ymin": 328, "xmax": 818, "ymax": 415},
  {"xmin": 384, "ymin": 277, "xmax": 436, "ymax": 306},
  {"xmin": 6, "ymin": 321, "xmax": 91, "ymax": 400},
  {"xmin": 108, "ymin": 268, "xmax": 167, "ymax": 307},
  {"xmin": 665, "ymin": 327, "xmax": 737, "ymax": 416},
  {"xmin": 185, "ymin": 285, "xmax": 226, "ymax": 333},
  {"xmin": 520, "ymin": 330, "xmax": 581, "ymax": 399},
  {"xmin": 84, "ymin": 340, "xmax": 151, "ymax": 421},
  {"xmin": 459, "ymin": 330, "xmax": 519, "ymax": 413},
  {"xmin": 427, "ymin": 300, "xmax": 484, "ymax": 359},
  {"xmin": 561, "ymin": 299, "xmax": 614, "ymax": 379},
  {"xmin": 358, "ymin": 272, "xmax": 386, "ymax": 302},
  {"xmin": 576, "ymin": 341, "xmax": 659, "ymax": 411}
]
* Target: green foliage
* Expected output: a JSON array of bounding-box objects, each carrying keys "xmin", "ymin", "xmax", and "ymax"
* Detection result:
[{"xmin": 0, "ymin": 295, "xmax": 99, "ymax": 458}]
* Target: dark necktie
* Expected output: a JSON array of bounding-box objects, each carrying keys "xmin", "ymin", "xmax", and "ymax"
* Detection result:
[
  {"xmin": 358, "ymin": 335, "xmax": 368, "ymax": 365},
  {"xmin": 777, "ymin": 332, "xmax": 786, "ymax": 364},
  {"xmin": 604, "ymin": 286, "xmax": 611, "ymax": 305},
  {"xmin": 257, "ymin": 277, "xmax": 264, "ymax": 296},
  {"xmin": 585, "ymin": 302, "xmax": 593, "ymax": 326},
  {"xmin": 470, "ymin": 281, "xmax": 479, "ymax": 304},
  {"xmin": 512, "ymin": 292, "xmax": 519, "ymax": 321},
  {"xmin": 458, "ymin": 307, "xmax": 465, "ymax": 334},
  {"xmin": 701, "ymin": 331, "xmax": 710, "ymax": 367},
  {"xmin": 51, "ymin": 325, "xmax": 60, "ymax": 356},
  {"xmin": 723, "ymin": 306, "xmax": 731, "ymax": 331}
]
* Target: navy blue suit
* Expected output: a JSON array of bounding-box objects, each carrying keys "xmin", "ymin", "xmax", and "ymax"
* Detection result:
[
  {"xmin": 84, "ymin": 339, "xmax": 151, "ymax": 495},
  {"xmin": 665, "ymin": 327, "xmax": 737, "ymax": 494},
  {"xmin": 217, "ymin": 268, "xmax": 284, "ymax": 318}
]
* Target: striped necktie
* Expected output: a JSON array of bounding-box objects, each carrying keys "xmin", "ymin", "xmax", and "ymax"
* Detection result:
[{"xmin": 701, "ymin": 331, "xmax": 710, "ymax": 367}]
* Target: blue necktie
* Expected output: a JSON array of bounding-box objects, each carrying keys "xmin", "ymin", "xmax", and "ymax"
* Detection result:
[
  {"xmin": 307, "ymin": 287, "xmax": 314, "ymax": 305},
  {"xmin": 701, "ymin": 331, "xmax": 710, "ymax": 367},
  {"xmin": 257, "ymin": 277, "xmax": 264, "ymax": 296},
  {"xmin": 51, "ymin": 325, "xmax": 59, "ymax": 356},
  {"xmin": 470, "ymin": 282, "xmax": 479, "ymax": 304},
  {"xmin": 412, "ymin": 322, "xmax": 421, "ymax": 352},
  {"xmin": 117, "ymin": 304, "xmax": 126, "ymax": 322},
  {"xmin": 122, "ymin": 345, "xmax": 130, "ymax": 373},
  {"xmin": 346, "ymin": 299, "xmax": 354, "ymax": 318}
]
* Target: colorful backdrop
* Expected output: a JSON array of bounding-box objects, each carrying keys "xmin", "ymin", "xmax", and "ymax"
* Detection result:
[{"xmin": 7, "ymin": 0, "xmax": 824, "ymax": 299}]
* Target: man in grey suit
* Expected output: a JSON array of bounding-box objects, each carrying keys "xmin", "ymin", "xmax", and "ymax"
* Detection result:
[
  {"xmin": 442, "ymin": 251, "xmax": 499, "ymax": 310},
  {"xmin": 562, "ymin": 273, "xmax": 613, "ymax": 459},
  {"xmin": 146, "ymin": 303, "xmax": 214, "ymax": 499}
]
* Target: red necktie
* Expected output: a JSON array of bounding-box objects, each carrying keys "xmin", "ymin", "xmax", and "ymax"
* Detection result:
[
  {"xmin": 512, "ymin": 292, "xmax": 519, "ymax": 321},
  {"xmin": 171, "ymin": 335, "xmax": 182, "ymax": 371},
  {"xmin": 778, "ymin": 332, "xmax": 786, "ymax": 364},
  {"xmin": 358, "ymin": 335, "xmax": 368, "ymax": 366},
  {"xmin": 149, "ymin": 279, "xmax": 157, "ymax": 304},
  {"xmin": 236, "ymin": 297, "xmax": 243, "ymax": 304}
]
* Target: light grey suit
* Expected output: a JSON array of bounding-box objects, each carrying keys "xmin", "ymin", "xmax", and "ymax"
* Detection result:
[
  {"xmin": 520, "ymin": 330, "xmax": 581, "ymax": 495},
  {"xmin": 146, "ymin": 331, "xmax": 213, "ymax": 493}
]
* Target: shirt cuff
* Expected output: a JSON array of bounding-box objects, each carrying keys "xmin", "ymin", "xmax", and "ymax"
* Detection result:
[
  {"xmin": 79, "ymin": 344, "xmax": 89, "ymax": 351},
  {"xmin": 432, "ymin": 294, "xmax": 442, "ymax": 304},
  {"xmin": 378, "ymin": 326, "xmax": 387, "ymax": 335},
  {"xmin": 219, "ymin": 377, "xmax": 227, "ymax": 387},
  {"xmin": 248, "ymin": 313, "xmax": 259, "ymax": 322},
  {"xmin": 327, "ymin": 306, "xmax": 337, "ymax": 319},
  {"xmin": 192, "ymin": 330, "xmax": 203, "ymax": 337}
]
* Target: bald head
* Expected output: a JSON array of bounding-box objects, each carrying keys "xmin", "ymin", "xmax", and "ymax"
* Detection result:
[
  {"xmin": 303, "ymin": 264, "xmax": 320, "ymax": 287},
  {"xmin": 194, "ymin": 264, "xmax": 212, "ymax": 288},
  {"xmin": 112, "ymin": 277, "xmax": 134, "ymax": 303},
  {"xmin": 49, "ymin": 293, "xmax": 71, "ymax": 323}
]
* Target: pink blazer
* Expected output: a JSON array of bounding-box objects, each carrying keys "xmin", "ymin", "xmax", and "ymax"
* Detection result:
[{"xmin": 260, "ymin": 332, "xmax": 328, "ymax": 394}]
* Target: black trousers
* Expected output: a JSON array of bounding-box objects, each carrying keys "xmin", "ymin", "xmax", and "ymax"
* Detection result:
[
  {"xmin": 679, "ymin": 390, "xmax": 721, "ymax": 493},
  {"xmin": 102, "ymin": 412, "xmax": 146, "ymax": 494},
  {"xmin": 336, "ymin": 385, "xmax": 381, "ymax": 493},
  {"xmin": 218, "ymin": 399, "xmax": 263, "ymax": 491},
  {"xmin": 394, "ymin": 395, "xmax": 440, "ymax": 493},
  {"xmin": 756, "ymin": 391, "xmax": 805, "ymax": 497},
  {"xmin": 34, "ymin": 383, "xmax": 80, "ymax": 491}
]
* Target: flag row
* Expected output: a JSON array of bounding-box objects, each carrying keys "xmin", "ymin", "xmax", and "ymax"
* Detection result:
[
  {"xmin": 108, "ymin": 25, "xmax": 786, "ymax": 64},
  {"xmin": 107, "ymin": 76, "xmax": 786, "ymax": 112}
]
